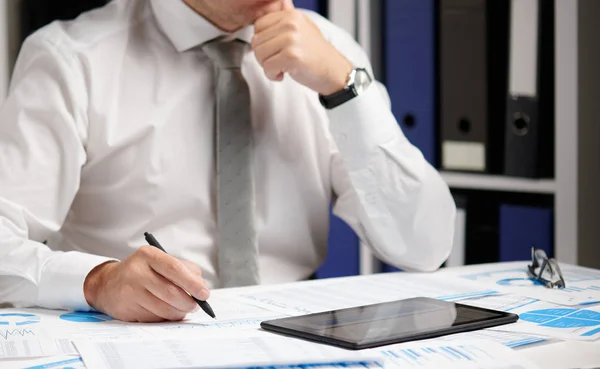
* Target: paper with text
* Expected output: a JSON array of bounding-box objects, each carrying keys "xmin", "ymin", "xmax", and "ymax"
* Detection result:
[
  {"xmin": 441, "ymin": 329, "xmax": 546, "ymax": 348},
  {"xmin": 74, "ymin": 336, "xmax": 383, "ymax": 369},
  {"xmin": 0, "ymin": 327, "xmax": 76, "ymax": 359},
  {"xmin": 237, "ymin": 272, "xmax": 498, "ymax": 316}
]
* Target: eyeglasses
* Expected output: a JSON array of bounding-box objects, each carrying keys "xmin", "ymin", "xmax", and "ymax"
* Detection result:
[{"xmin": 527, "ymin": 247, "xmax": 566, "ymax": 289}]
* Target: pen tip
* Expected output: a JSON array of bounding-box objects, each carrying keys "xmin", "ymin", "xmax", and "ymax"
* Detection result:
[{"xmin": 144, "ymin": 232, "xmax": 149, "ymax": 236}]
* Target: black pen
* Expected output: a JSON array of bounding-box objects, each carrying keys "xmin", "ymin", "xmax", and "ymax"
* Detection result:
[{"xmin": 144, "ymin": 232, "xmax": 216, "ymax": 319}]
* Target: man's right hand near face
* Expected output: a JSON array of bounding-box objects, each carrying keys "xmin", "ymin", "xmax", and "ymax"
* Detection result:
[{"xmin": 83, "ymin": 246, "xmax": 210, "ymax": 322}]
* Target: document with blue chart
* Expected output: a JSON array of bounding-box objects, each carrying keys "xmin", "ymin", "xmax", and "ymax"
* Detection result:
[
  {"xmin": 460, "ymin": 294, "xmax": 600, "ymax": 341},
  {"xmin": 23, "ymin": 356, "xmax": 86, "ymax": 369},
  {"xmin": 366, "ymin": 338, "xmax": 539, "ymax": 369},
  {"xmin": 0, "ymin": 312, "xmax": 78, "ymax": 358},
  {"xmin": 499, "ymin": 204, "xmax": 553, "ymax": 262},
  {"xmin": 442, "ymin": 261, "xmax": 600, "ymax": 306}
]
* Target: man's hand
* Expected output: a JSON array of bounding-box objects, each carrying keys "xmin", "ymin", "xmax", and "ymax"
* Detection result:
[
  {"xmin": 83, "ymin": 246, "xmax": 209, "ymax": 322},
  {"xmin": 252, "ymin": 0, "xmax": 354, "ymax": 96}
]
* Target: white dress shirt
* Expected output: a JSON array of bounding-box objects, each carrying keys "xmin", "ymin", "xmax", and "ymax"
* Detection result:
[{"xmin": 0, "ymin": 0, "xmax": 456, "ymax": 311}]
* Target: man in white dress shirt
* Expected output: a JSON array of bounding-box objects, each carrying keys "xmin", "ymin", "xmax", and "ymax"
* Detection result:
[{"xmin": 0, "ymin": 0, "xmax": 456, "ymax": 322}]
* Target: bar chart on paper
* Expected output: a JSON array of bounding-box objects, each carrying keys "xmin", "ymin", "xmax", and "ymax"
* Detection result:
[
  {"xmin": 370, "ymin": 339, "xmax": 539, "ymax": 369},
  {"xmin": 473, "ymin": 298, "xmax": 600, "ymax": 341}
]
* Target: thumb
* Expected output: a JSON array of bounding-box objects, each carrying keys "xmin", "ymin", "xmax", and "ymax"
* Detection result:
[{"xmin": 281, "ymin": 0, "xmax": 295, "ymax": 11}]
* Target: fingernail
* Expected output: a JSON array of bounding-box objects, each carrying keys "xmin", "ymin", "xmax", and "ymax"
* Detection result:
[{"xmin": 200, "ymin": 288, "xmax": 210, "ymax": 300}]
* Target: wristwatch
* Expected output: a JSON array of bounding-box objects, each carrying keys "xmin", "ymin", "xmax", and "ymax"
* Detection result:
[{"xmin": 319, "ymin": 68, "xmax": 373, "ymax": 110}]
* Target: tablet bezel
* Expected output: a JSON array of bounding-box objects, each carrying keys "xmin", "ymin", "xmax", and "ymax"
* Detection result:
[{"xmin": 260, "ymin": 297, "xmax": 519, "ymax": 350}]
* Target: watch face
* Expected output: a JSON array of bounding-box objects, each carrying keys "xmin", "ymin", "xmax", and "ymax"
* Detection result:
[{"xmin": 354, "ymin": 69, "xmax": 372, "ymax": 94}]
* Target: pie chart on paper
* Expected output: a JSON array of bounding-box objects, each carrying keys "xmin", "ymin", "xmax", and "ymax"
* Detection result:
[
  {"xmin": 59, "ymin": 311, "xmax": 114, "ymax": 323},
  {"xmin": 520, "ymin": 308, "xmax": 600, "ymax": 328}
]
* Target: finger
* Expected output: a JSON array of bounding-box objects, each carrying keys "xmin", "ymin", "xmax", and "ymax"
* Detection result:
[
  {"xmin": 139, "ymin": 289, "xmax": 188, "ymax": 321},
  {"xmin": 180, "ymin": 260, "xmax": 203, "ymax": 279},
  {"xmin": 254, "ymin": 11, "xmax": 287, "ymax": 33},
  {"xmin": 146, "ymin": 269, "xmax": 198, "ymax": 313},
  {"xmin": 253, "ymin": 33, "xmax": 295, "ymax": 66},
  {"xmin": 134, "ymin": 303, "xmax": 166, "ymax": 323},
  {"xmin": 148, "ymin": 253, "xmax": 210, "ymax": 301},
  {"xmin": 281, "ymin": 0, "xmax": 295, "ymax": 11},
  {"xmin": 262, "ymin": 52, "xmax": 293, "ymax": 81},
  {"xmin": 252, "ymin": 18, "xmax": 297, "ymax": 50},
  {"xmin": 177, "ymin": 260, "xmax": 204, "ymax": 310}
]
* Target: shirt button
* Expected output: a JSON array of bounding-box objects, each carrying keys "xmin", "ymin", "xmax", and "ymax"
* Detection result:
[{"xmin": 337, "ymin": 133, "xmax": 347, "ymax": 143}]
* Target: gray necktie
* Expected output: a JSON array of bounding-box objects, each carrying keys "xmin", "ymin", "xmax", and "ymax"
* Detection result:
[{"xmin": 202, "ymin": 38, "xmax": 260, "ymax": 287}]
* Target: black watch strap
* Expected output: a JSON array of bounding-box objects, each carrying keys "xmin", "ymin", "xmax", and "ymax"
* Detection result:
[{"xmin": 319, "ymin": 85, "xmax": 358, "ymax": 110}]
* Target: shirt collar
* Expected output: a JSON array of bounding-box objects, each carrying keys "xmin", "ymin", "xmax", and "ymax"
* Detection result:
[{"xmin": 150, "ymin": 0, "xmax": 254, "ymax": 52}]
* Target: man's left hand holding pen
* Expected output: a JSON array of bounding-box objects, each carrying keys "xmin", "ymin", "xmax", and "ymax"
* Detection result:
[{"xmin": 83, "ymin": 241, "xmax": 211, "ymax": 323}]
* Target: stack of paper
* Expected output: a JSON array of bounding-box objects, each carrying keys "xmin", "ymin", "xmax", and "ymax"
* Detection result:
[
  {"xmin": 368, "ymin": 339, "xmax": 541, "ymax": 369},
  {"xmin": 71, "ymin": 338, "xmax": 540, "ymax": 369},
  {"xmin": 5, "ymin": 267, "xmax": 596, "ymax": 368},
  {"xmin": 236, "ymin": 272, "xmax": 499, "ymax": 316},
  {"xmin": 73, "ymin": 336, "xmax": 383, "ymax": 369},
  {"xmin": 441, "ymin": 262, "xmax": 600, "ymax": 306},
  {"xmin": 439, "ymin": 263, "xmax": 600, "ymax": 343}
]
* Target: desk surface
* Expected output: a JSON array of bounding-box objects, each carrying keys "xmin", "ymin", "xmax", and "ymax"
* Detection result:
[{"xmin": 2, "ymin": 262, "xmax": 600, "ymax": 369}]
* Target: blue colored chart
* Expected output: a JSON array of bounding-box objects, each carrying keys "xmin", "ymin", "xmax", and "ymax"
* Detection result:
[
  {"xmin": 59, "ymin": 311, "xmax": 114, "ymax": 323},
  {"xmin": 25, "ymin": 357, "xmax": 84, "ymax": 369},
  {"xmin": 520, "ymin": 308, "xmax": 600, "ymax": 328},
  {"xmin": 0, "ymin": 313, "xmax": 40, "ymax": 326},
  {"xmin": 497, "ymin": 278, "xmax": 545, "ymax": 287},
  {"xmin": 0, "ymin": 328, "xmax": 36, "ymax": 340}
]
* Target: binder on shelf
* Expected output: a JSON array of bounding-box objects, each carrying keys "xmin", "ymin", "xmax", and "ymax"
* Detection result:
[
  {"xmin": 294, "ymin": 0, "xmax": 327, "ymax": 14},
  {"xmin": 440, "ymin": 0, "xmax": 487, "ymax": 172},
  {"xmin": 316, "ymin": 207, "xmax": 360, "ymax": 279},
  {"xmin": 499, "ymin": 204, "xmax": 553, "ymax": 261},
  {"xmin": 383, "ymin": 0, "xmax": 437, "ymax": 166},
  {"xmin": 439, "ymin": 0, "xmax": 509, "ymax": 174},
  {"xmin": 464, "ymin": 192, "xmax": 500, "ymax": 265},
  {"xmin": 381, "ymin": 263, "xmax": 400, "ymax": 273},
  {"xmin": 20, "ymin": 0, "xmax": 108, "ymax": 42},
  {"xmin": 504, "ymin": 0, "xmax": 554, "ymax": 178}
]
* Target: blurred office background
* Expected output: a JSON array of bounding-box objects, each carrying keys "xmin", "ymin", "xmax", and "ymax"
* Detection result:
[{"xmin": 1, "ymin": 0, "xmax": 599, "ymax": 275}]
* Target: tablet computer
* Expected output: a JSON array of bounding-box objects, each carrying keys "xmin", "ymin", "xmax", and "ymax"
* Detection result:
[{"xmin": 261, "ymin": 297, "xmax": 518, "ymax": 350}]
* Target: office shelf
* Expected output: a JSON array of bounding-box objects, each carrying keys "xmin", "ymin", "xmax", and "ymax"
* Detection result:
[{"xmin": 440, "ymin": 172, "xmax": 556, "ymax": 194}]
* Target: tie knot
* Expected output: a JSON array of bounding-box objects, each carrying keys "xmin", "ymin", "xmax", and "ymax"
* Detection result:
[{"xmin": 202, "ymin": 38, "xmax": 248, "ymax": 69}]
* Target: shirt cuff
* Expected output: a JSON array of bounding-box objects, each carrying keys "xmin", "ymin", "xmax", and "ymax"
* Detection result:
[
  {"xmin": 325, "ymin": 83, "xmax": 403, "ymax": 170},
  {"xmin": 37, "ymin": 251, "xmax": 118, "ymax": 311}
]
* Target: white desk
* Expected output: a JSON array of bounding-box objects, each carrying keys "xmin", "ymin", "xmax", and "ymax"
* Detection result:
[{"xmin": 1, "ymin": 262, "xmax": 599, "ymax": 368}]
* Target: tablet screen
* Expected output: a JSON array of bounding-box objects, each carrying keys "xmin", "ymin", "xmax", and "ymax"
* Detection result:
[{"xmin": 262, "ymin": 297, "xmax": 517, "ymax": 348}]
